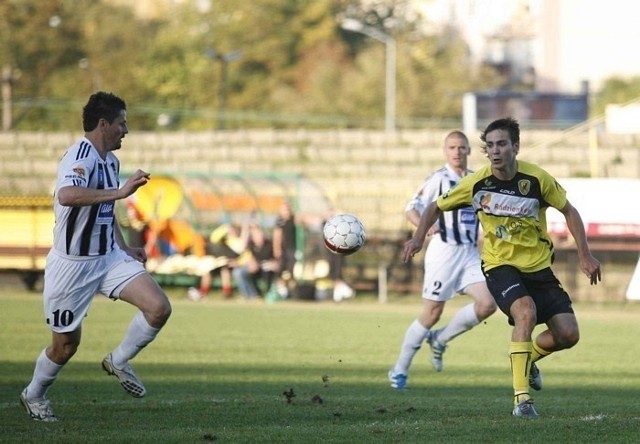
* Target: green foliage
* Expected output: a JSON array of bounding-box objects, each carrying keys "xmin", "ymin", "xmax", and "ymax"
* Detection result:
[
  {"xmin": 1, "ymin": 0, "xmax": 82, "ymax": 97},
  {"xmin": 0, "ymin": 0, "xmax": 504, "ymax": 130},
  {"xmin": 2, "ymin": 289, "xmax": 640, "ymax": 442},
  {"xmin": 592, "ymin": 76, "xmax": 640, "ymax": 116}
]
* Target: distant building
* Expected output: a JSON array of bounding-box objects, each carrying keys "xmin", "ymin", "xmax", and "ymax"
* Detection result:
[{"xmin": 416, "ymin": 0, "xmax": 640, "ymax": 93}]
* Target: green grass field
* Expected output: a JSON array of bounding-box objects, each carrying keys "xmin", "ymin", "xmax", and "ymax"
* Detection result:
[{"xmin": 1, "ymin": 283, "xmax": 639, "ymax": 443}]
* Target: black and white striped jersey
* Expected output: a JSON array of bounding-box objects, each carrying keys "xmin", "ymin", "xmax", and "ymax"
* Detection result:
[
  {"xmin": 52, "ymin": 138, "xmax": 121, "ymax": 256},
  {"xmin": 405, "ymin": 163, "xmax": 479, "ymax": 246}
]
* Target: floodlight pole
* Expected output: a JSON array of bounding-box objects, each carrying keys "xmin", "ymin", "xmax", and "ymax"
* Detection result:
[
  {"xmin": 204, "ymin": 49, "xmax": 243, "ymax": 129},
  {"xmin": 2, "ymin": 65, "xmax": 13, "ymax": 131},
  {"xmin": 341, "ymin": 18, "xmax": 396, "ymax": 133}
]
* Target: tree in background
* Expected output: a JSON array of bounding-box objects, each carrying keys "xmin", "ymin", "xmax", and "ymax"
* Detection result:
[
  {"xmin": 0, "ymin": 0, "xmax": 84, "ymax": 129},
  {"xmin": 592, "ymin": 76, "xmax": 640, "ymax": 117},
  {"xmin": 0, "ymin": 0, "xmax": 504, "ymax": 130}
]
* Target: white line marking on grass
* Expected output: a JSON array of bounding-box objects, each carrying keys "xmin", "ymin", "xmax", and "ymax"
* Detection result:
[
  {"xmin": 1, "ymin": 397, "xmax": 228, "ymax": 411},
  {"xmin": 580, "ymin": 414, "xmax": 607, "ymax": 421}
]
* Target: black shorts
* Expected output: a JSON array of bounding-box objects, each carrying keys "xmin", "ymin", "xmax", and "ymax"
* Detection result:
[{"xmin": 482, "ymin": 264, "xmax": 574, "ymax": 326}]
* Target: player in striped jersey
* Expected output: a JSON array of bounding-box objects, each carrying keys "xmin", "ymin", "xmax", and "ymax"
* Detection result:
[
  {"xmin": 389, "ymin": 131, "xmax": 496, "ymax": 390},
  {"xmin": 20, "ymin": 92, "xmax": 172, "ymax": 422},
  {"xmin": 403, "ymin": 118, "xmax": 601, "ymax": 418}
]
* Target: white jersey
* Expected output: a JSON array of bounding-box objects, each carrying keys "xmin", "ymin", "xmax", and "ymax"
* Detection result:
[
  {"xmin": 52, "ymin": 137, "xmax": 121, "ymax": 256},
  {"xmin": 405, "ymin": 163, "xmax": 479, "ymax": 246}
]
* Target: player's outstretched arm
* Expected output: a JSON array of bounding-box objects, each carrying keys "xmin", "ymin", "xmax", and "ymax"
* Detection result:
[
  {"xmin": 560, "ymin": 201, "xmax": 601, "ymax": 285},
  {"xmin": 405, "ymin": 208, "xmax": 421, "ymax": 227},
  {"xmin": 406, "ymin": 208, "xmax": 440, "ymax": 235},
  {"xmin": 403, "ymin": 201, "xmax": 442, "ymax": 263},
  {"xmin": 58, "ymin": 185, "xmax": 122, "ymax": 207},
  {"xmin": 58, "ymin": 169, "xmax": 150, "ymax": 207}
]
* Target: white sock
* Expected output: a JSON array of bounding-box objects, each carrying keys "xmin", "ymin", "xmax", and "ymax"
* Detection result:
[
  {"xmin": 436, "ymin": 303, "xmax": 479, "ymax": 343},
  {"xmin": 393, "ymin": 319, "xmax": 429, "ymax": 375},
  {"xmin": 26, "ymin": 348, "xmax": 63, "ymax": 401},
  {"xmin": 111, "ymin": 311, "xmax": 160, "ymax": 368}
]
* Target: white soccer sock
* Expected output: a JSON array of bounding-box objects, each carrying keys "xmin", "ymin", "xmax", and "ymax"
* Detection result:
[
  {"xmin": 393, "ymin": 319, "xmax": 429, "ymax": 375},
  {"xmin": 436, "ymin": 303, "xmax": 479, "ymax": 343},
  {"xmin": 111, "ymin": 311, "xmax": 160, "ymax": 368},
  {"xmin": 26, "ymin": 348, "xmax": 63, "ymax": 401}
]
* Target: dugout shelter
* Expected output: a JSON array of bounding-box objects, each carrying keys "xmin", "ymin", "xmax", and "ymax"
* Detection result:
[
  {"xmin": 117, "ymin": 171, "xmax": 333, "ymax": 287},
  {"xmin": 0, "ymin": 172, "xmax": 332, "ymax": 290}
]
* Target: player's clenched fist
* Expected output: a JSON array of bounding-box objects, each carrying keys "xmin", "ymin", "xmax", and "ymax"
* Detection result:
[
  {"xmin": 131, "ymin": 169, "xmax": 150, "ymax": 185},
  {"xmin": 122, "ymin": 170, "xmax": 150, "ymax": 196}
]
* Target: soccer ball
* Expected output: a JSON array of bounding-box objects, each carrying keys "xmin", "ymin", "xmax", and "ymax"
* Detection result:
[{"xmin": 323, "ymin": 214, "xmax": 366, "ymax": 256}]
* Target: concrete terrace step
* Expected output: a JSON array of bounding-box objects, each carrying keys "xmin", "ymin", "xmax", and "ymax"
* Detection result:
[{"xmin": 2, "ymin": 129, "xmax": 639, "ymax": 233}]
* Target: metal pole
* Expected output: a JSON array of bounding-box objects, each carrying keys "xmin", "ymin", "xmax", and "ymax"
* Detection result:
[
  {"xmin": 378, "ymin": 263, "xmax": 388, "ymax": 303},
  {"xmin": 341, "ymin": 20, "xmax": 396, "ymax": 133},
  {"xmin": 204, "ymin": 49, "xmax": 242, "ymax": 130},
  {"xmin": 588, "ymin": 125, "xmax": 598, "ymax": 177},
  {"xmin": 385, "ymin": 38, "xmax": 396, "ymax": 133},
  {"xmin": 217, "ymin": 60, "xmax": 228, "ymax": 130},
  {"xmin": 2, "ymin": 65, "xmax": 13, "ymax": 131}
]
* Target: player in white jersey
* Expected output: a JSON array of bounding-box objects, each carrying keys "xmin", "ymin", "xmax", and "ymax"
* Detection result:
[
  {"xmin": 389, "ymin": 131, "xmax": 496, "ymax": 389},
  {"xmin": 20, "ymin": 92, "xmax": 172, "ymax": 422}
]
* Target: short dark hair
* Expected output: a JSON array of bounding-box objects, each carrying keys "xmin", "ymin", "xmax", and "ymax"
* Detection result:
[
  {"xmin": 480, "ymin": 118, "xmax": 520, "ymax": 153},
  {"xmin": 82, "ymin": 92, "xmax": 126, "ymax": 132}
]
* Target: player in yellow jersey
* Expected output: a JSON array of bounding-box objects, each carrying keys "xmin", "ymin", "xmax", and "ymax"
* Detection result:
[{"xmin": 403, "ymin": 118, "xmax": 601, "ymax": 418}]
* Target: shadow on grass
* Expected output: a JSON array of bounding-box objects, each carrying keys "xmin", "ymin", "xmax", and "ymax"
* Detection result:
[{"xmin": 2, "ymin": 361, "xmax": 639, "ymax": 444}]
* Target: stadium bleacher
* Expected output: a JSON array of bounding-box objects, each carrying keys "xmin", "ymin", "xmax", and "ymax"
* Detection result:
[{"xmin": 1, "ymin": 129, "xmax": 639, "ymax": 300}]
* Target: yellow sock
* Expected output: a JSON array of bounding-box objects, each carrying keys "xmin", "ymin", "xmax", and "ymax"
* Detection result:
[
  {"xmin": 531, "ymin": 340, "xmax": 552, "ymax": 363},
  {"xmin": 510, "ymin": 341, "xmax": 533, "ymax": 405}
]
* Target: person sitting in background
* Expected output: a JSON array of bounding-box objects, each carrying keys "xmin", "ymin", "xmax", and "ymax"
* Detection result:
[
  {"xmin": 122, "ymin": 196, "xmax": 149, "ymax": 250},
  {"xmin": 142, "ymin": 218, "xmax": 208, "ymax": 286},
  {"xmin": 145, "ymin": 218, "xmax": 205, "ymax": 259},
  {"xmin": 233, "ymin": 223, "xmax": 278, "ymax": 300},
  {"xmin": 188, "ymin": 223, "xmax": 247, "ymax": 301}
]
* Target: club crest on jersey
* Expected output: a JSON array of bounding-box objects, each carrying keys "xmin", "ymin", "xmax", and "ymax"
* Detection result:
[
  {"xmin": 518, "ymin": 179, "xmax": 531, "ymax": 196},
  {"xmin": 479, "ymin": 193, "xmax": 492, "ymax": 210},
  {"xmin": 72, "ymin": 167, "xmax": 85, "ymax": 177}
]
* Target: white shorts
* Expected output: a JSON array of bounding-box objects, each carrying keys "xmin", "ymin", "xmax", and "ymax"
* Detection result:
[
  {"xmin": 43, "ymin": 248, "xmax": 146, "ymax": 333},
  {"xmin": 422, "ymin": 238, "xmax": 484, "ymax": 302}
]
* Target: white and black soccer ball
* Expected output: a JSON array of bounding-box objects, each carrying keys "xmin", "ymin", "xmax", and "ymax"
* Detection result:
[{"xmin": 323, "ymin": 214, "xmax": 366, "ymax": 256}]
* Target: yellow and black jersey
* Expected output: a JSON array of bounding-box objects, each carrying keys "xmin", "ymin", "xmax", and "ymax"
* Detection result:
[{"xmin": 436, "ymin": 160, "xmax": 567, "ymax": 273}]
